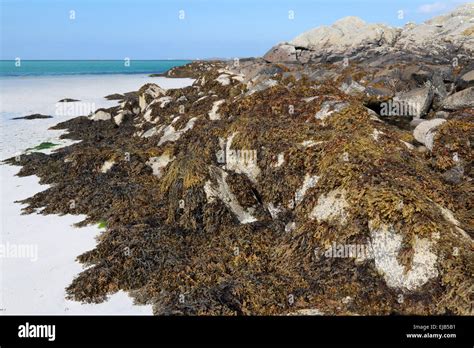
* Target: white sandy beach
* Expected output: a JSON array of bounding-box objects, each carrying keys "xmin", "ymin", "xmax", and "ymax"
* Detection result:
[{"xmin": 0, "ymin": 74, "xmax": 194, "ymax": 314}]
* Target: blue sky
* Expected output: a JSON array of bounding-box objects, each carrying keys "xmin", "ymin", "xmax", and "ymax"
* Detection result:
[{"xmin": 0, "ymin": 0, "xmax": 470, "ymax": 59}]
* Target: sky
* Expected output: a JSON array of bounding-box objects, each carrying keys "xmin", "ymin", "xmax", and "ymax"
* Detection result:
[{"xmin": 0, "ymin": 0, "xmax": 471, "ymax": 59}]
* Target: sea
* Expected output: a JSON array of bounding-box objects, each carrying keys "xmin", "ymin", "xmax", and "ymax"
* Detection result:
[
  {"xmin": 0, "ymin": 60, "xmax": 190, "ymax": 76},
  {"xmin": 0, "ymin": 60, "xmax": 194, "ymax": 159}
]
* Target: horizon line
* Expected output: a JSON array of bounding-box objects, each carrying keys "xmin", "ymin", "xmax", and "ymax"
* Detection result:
[{"xmin": 0, "ymin": 58, "xmax": 249, "ymax": 61}]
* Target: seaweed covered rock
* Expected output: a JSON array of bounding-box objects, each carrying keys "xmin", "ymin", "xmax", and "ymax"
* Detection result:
[{"xmin": 4, "ymin": 6, "xmax": 473, "ymax": 316}]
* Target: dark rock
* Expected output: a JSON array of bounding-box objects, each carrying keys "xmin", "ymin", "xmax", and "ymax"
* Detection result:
[
  {"xmin": 58, "ymin": 98, "xmax": 80, "ymax": 102},
  {"xmin": 12, "ymin": 114, "xmax": 53, "ymax": 120},
  {"xmin": 104, "ymin": 93, "xmax": 125, "ymax": 100}
]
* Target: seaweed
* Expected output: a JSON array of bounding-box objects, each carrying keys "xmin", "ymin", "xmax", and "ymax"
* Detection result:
[
  {"xmin": 26, "ymin": 142, "xmax": 58, "ymax": 151},
  {"xmin": 5, "ymin": 57, "xmax": 473, "ymax": 315}
]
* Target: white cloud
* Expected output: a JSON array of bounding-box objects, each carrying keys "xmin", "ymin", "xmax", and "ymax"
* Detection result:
[{"xmin": 418, "ymin": 2, "xmax": 448, "ymax": 13}]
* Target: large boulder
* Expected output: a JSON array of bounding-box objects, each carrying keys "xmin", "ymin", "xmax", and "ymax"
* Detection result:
[
  {"xmin": 290, "ymin": 16, "xmax": 399, "ymax": 56},
  {"xmin": 441, "ymin": 87, "xmax": 474, "ymax": 110},
  {"xmin": 392, "ymin": 86, "xmax": 434, "ymax": 118}
]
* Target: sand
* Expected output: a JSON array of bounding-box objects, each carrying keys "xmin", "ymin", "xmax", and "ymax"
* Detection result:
[{"xmin": 0, "ymin": 74, "xmax": 194, "ymax": 314}]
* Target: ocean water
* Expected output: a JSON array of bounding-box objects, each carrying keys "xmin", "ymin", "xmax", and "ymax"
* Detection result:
[{"xmin": 0, "ymin": 60, "xmax": 191, "ymax": 76}]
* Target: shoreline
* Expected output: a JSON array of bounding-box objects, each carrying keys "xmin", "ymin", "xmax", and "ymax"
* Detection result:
[
  {"xmin": 3, "ymin": 53, "xmax": 470, "ymax": 315},
  {"xmin": 0, "ymin": 74, "xmax": 194, "ymax": 159},
  {"xmin": 1, "ymin": 3, "xmax": 473, "ymax": 316},
  {"xmin": 0, "ymin": 74, "xmax": 194, "ymax": 314}
]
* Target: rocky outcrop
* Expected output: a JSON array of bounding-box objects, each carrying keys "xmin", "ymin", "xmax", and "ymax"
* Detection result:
[
  {"xmin": 264, "ymin": 4, "xmax": 474, "ymax": 64},
  {"xmin": 396, "ymin": 3, "xmax": 474, "ymax": 56},
  {"xmin": 291, "ymin": 16, "xmax": 399, "ymax": 57},
  {"xmin": 4, "ymin": 6, "xmax": 473, "ymax": 317}
]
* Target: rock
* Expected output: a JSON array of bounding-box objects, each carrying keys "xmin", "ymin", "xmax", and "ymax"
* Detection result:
[
  {"xmin": 58, "ymin": 98, "xmax": 80, "ymax": 102},
  {"xmin": 430, "ymin": 72, "xmax": 448, "ymax": 106},
  {"xmin": 282, "ymin": 71, "xmax": 304, "ymax": 81},
  {"xmin": 413, "ymin": 118, "xmax": 446, "ymax": 150},
  {"xmin": 104, "ymin": 93, "xmax": 124, "ymax": 101},
  {"xmin": 100, "ymin": 160, "xmax": 115, "ymax": 173},
  {"xmin": 400, "ymin": 140, "xmax": 415, "ymax": 150},
  {"xmin": 89, "ymin": 110, "xmax": 111, "ymax": 121},
  {"xmin": 226, "ymin": 58, "xmax": 276, "ymax": 82},
  {"xmin": 365, "ymin": 85, "xmax": 393, "ymax": 98},
  {"xmin": 141, "ymin": 126, "xmax": 161, "ymax": 138},
  {"xmin": 12, "ymin": 114, "xmax": 52, "ymax": 120},
  {"xmin": 247, "ymin": 76, "xmax": 278, "ymax": 95},
  {"xmin": 456, "ymin": 70, "xmax": 474, "ymax": 90},
  {"xmin": 442, "ymin": 166, "xmax": 464, "ymax": 184},
  {"xmin": 410, "ymin": 118, "xmax": 425, "ymax": 128},
  {"xmin": 294, "ymin": 174, "xmax": 320, "ymax": 206},
  {"xmin": 8, "ymin": 10, "xmax": 474, "ymax": 317},
  {"xmin": 441, "ymin": 87, "xmax": 474, "ymax": 110},
  {"xmin": 340, "ymin": 79, "xmax": 365, "ymax": 96},
  {"xmin": 392, "ymin": 86, "xmax": 434, "ymax": 118},
  {"xmin": 146, "ymin": 154, "xmax": 174, "ymax": 178},
  {"xmin": 434, "ymin": 111, "xmax": 450, "ymax": 119},
  {"xmin": 216, "ymin": 74, "xmax": 231, "ymax": 86},
  {"xmin": 307, "ymin": 68, "xmax": 339, "ymax": 82},
  {"xmin": 309, "ymin": 188, "xmax": 349, "ymax": 225},
  {"xmin": 138, "ymin": 84, "xmax": 166, "ymax": 110},
  {"xmin": 157, "ymin": 96, "xmax": 173, "ymax": 108},
  {"xmin": 291, "ymin": 16, "xmax": 399, "ymax": 56},
  {"xmin": 263, "ymin": 44, "xmax": 297, "ymax": 63},
  {"xmin": 262, "ymin": 5, "xmax": 473, "ymax": 66},
  {"xmin": 113, "ymin": 112, "xmax": 125, "ymax": 126},
  {"xmin": 157, "ymin": 117, "xmax": 197, "ymax": 146},
  {"xmin": 396, "ymin": 3, "xmax": 474, "ymax": 55},
  {"xmin": 314, "ymin": 100, "xmax": 349, "ymax": 122},
  {"xmin": 222, "ymin": 133, "xmax": 260, "ymax": 183},
  {"xmin": 369, "ymin": 222, "xmax": 438, "ymax": 291},
  {"xmin": 204, "ymin": 167, "xmax": 257, "ymax": 224},
  {"xmin": 208, "ymin": 100, "xmax": 225, "ymax": 120}
]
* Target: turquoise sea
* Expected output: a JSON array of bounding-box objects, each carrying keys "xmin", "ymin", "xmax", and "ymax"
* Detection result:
[{"xmin": 0, "ymin": 60, "xmax": 191, "ymax": 76}]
